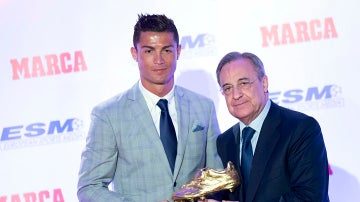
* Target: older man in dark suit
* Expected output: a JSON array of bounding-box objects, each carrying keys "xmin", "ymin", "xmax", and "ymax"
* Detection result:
[{"xmin": 215, "ymin": 52, "xmax": 329, "ymax": 202}]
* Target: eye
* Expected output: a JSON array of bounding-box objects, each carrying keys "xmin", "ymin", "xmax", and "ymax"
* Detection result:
[
  {"xmin": 239, "ymin": 81, "xmax": 250, "ymax": 86},
  {"xmin": 164, "ymin": 49, "xmax": 173, "ymax": 53},
  {"xmin": 223, "ymin": 85, "xmax": 233, "ymax": 92},
  {"xmin": 144, "ymin": 49, "xmax": 153, "ymax": 54},
  {"xmin": 237, "ymin": 79, "xmax": 254, "ymax": 90}
]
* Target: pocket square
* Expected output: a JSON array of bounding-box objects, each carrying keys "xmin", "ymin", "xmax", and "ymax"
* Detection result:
[{"xmin": 192, "ymin": 125, "xmax": 205, "ymax": 132}]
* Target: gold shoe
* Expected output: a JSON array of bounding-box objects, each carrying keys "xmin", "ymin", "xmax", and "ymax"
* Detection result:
[{"xmin": 172, "ymin": 161, "xmax": 240, "ymax": 202}]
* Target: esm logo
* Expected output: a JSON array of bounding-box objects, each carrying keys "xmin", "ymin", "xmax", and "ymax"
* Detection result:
[
  {"xmin": 180, "ymin": 33, "xmax": 217, "ymax": 58},
  {"xmin": 0, "ymin": 118, "xmax": 84, "ymax": 150},
  {"xmin": 269, "ymin": 84, "xmax": 344, "ymax": 111}
]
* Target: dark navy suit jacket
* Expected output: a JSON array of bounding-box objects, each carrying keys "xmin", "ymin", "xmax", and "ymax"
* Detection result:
[{"xmin": 217, "ymin": 101, "xmax": 329, "ymax": 202}]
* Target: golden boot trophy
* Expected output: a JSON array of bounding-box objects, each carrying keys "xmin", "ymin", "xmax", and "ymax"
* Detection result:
[{"xmin": 172, "ymin": 161, "xmax": 240, "ymax": 202}]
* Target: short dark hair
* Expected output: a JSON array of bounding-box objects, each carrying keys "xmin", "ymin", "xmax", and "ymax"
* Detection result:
[
  {"xmin": 216, "ymin": 51, "xmax": 266, "ymax": 85},
  {"xmin": 133, "ymin": 14, "xmax": 179, "ymax": 49}
]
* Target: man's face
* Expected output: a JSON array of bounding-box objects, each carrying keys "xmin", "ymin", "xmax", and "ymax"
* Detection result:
[
  {"xmin": 131, "ymin": 31, "xmax": 181, "ymax": 93},
  {"xmin": 219, "ymin": 58, "xmax": 268, "ymax": 125}
]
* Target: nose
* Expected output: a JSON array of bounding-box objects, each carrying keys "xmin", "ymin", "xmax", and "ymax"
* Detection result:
[
  {"xmin": 154, "ymin": 52, "xmax": 165, "ymax": 64},
  {"xmin": 232, "ymin": 86, "xmax": 243, "ymax": 100}
]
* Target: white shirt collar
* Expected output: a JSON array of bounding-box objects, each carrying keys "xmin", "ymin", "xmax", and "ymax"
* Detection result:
[
  {"xmin": 239, "ymin": 99, "xmax": 271, "ymax": 132},
  {"xmin": 138, "ymin": 80, "xmax": 175, "ymax": 108}
]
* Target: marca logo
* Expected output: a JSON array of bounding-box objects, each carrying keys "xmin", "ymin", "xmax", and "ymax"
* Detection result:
[
  {"xmin": 10, "ymin": 51, "xmax": 87, "ymax": 80},
  {"xmin": 0, "ymin": 188, "xmax": 64, "ymax": 202},
  {"xmin": 180, "ymin": 33, "xmax": 217, "ymax": 58},
  {"xmin": 260, "ymin": 17, "xmax": 338, "ymax": 47},
  {"xmin": 269, "ymin": 84, "xmax": 344, "ymax": 111},
  {"xmin": 0, "ymin": 118, "xmax": 85, "ymax": 150}
]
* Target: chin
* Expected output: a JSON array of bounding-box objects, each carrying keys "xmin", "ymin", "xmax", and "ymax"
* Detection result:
[{"xmin": 232, "ymin": 111, "xmax": 250, "ymax": 120}]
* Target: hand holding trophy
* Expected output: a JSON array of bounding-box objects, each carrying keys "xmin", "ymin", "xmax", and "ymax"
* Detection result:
[{"xmin": 172, "ymin": 161, "xmax": 240, "ymax": 202}]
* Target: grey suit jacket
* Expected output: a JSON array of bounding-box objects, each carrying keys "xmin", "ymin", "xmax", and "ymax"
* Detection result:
[{"xmin": 77, "ymin": 83, "xmax": 223, "ymax": 202}]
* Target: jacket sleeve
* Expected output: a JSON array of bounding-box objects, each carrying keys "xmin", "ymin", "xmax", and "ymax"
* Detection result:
[
  {"xmin": 77, "ymin": 106, "xmax": 126, "ymax": 202},
  {"xmin": 281, "ymin": 116, "xmax": 329, "ymax": 202}
]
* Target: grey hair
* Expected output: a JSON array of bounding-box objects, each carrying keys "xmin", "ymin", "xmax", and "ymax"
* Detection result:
[{"xmin": 216, "ymin": 51, "xmax": 266, "ymax": 85}]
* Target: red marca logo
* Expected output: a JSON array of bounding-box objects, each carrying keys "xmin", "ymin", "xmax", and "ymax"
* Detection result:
[
  {"xmin": 260, "ymin": 17, "xmax": 338, "ymax": 47},
  {"xmin": 10, "ymin": 51, "xmax": 87, "ymax": 80},
  {"xmin": 0, "ymin": 188, "xmax": 64, "ymax": 202}
]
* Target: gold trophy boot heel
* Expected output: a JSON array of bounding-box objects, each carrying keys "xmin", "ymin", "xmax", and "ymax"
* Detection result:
[{"xmin": 172, "ymin": 161, "xmax": 240, "ymax": 201}]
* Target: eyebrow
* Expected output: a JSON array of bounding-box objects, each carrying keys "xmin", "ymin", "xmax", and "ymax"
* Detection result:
[
  {"xmin": 140, "ymin": 45, "xmax": 175, "ymax": 50},
  {"xmin": 237, "ymin": 78, "xmax": 251, "ymax": 82},
  {"xmin": 221, "ymin": 77, "xmax": 250, "ymax": 87}
]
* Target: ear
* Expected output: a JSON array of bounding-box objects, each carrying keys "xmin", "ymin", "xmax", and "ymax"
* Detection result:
[
  {"xmin": 130, "ymin": 47, "xmax": 137, "ymax": 61},
  {"xmin": 176, "ymin": 44, "xmax": 182, "ymax": 60},
  {"xmin": 262, "ymin": 75, "xmax": 269, "ymax": 93}
]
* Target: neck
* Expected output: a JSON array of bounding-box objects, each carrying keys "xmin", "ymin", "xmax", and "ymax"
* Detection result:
[{"xmin": 141, "ymin": 80, "xmax": 174, "ymax": 97}]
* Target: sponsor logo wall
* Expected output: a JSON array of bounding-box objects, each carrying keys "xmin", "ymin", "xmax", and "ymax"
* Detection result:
[{"xmin": 1, "ymin": 0, "xmax": 359, "ymax": 201}]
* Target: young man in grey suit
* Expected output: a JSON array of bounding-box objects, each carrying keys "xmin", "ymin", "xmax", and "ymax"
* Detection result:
[
  {"xmin": 77, "ymin": 14, "xmax": 223, "ymax": 201},
  {"xmin": 215, "ymin": 52, "xmax": 329, "ymax": 202}
]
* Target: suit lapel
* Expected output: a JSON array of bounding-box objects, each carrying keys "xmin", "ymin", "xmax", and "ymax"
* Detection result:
[
  {"xmin": 217, "ymin": 124, "xmax": 241, "ymax": 200},
  {"xmin": 127, "ymin": 84, "xmax": 173, "ymax": 173},
  {"xmin": 172, "ymin": 86, "xmax": 190, "ymax": 179},
  {"xmin": 232, "ymin": 124, "xmax": 241, "ymax": 170},
  {"xmin": 246, "ymin": 102, "xmax": 282, "ymax": 202},
  {"xmin": 218, "ymin": 124, "xmax": 240, "ymax": 168},
  {"xmin": 230, "ymin": 124, "xmax": 242, "ymax": 200}
]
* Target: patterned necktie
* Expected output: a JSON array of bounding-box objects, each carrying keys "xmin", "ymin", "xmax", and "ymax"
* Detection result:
[
  {"xmin": 157, "ymin": 99, "xmax": 177, "ymax": 173},
  {"xmin": 241, "ymin": 126, "xmax": 255, "ymax": 198}
]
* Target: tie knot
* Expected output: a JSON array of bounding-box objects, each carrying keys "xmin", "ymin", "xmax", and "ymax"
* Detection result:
[
  {"xmin": 242, "ymin": 127, "xmax": 255, "ymax": 143},
  {"xmin": 157, "ymin": 99, "xmax": 169, "ymax": 112}
]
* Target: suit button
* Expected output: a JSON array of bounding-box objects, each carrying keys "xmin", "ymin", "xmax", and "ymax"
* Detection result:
[{"xmin": 173, "ymin": 182, "xmax": 177, "ymax": 187}]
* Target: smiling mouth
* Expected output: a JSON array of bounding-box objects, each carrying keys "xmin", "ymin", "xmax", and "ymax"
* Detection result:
[
  {"xmin": 154, "ymin": 67, "xmax": 167, "ymax": 72},
  {"xmin": 233, "ymin": 101, "xmax": 247, "ymax": 107}
]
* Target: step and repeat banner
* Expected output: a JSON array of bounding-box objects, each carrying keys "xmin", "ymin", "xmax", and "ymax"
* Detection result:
[{"xmin": 1, "ymin": 0, "xmax": 359, "ymax": 201}]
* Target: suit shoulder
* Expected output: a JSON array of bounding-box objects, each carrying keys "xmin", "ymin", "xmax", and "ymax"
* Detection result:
[
  {"xmin": 92, "ymin": 90, "xmax": 131, "ymax": 113},
  {"xmin": 274, "ymin": 103, "xmax": 320, "ymax": 127},
  {"xmin": 277, "ymin": 104, "xmax": 311, "ymax": 119},
  {"xmin": 175, "ymin": 85, "xmax": 213, "ymax": 103},
  {"xmin": 218, "ymin": 123, "xmax": 238, "ymax": 139}
]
